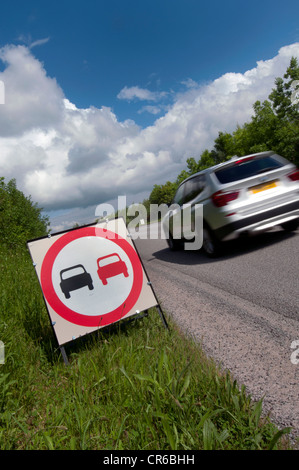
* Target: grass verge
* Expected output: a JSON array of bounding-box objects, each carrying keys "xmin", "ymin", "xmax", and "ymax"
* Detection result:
[{"xmin": 0, "ymin": 245, "xmax": 292, "ymax": 450}]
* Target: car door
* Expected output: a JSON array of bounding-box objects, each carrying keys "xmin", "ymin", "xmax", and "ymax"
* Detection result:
[
  {"xmin": 168, "ymin": 174, "xmax": 206, "ymax": 241},
  {"xmin": 167, "ymin": 181, "xmax": 186, "ymax": 240}
]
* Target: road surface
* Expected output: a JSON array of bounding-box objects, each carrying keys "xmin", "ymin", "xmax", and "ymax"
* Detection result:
[{"xmin": 133, "ymin": 223, "xmax": 299, "ymax": 442}]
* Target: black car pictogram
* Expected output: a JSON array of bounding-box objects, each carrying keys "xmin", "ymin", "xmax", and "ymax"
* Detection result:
[{"xmin": 60, "ymin": 264, "xmax": 94, "ymax": 299}]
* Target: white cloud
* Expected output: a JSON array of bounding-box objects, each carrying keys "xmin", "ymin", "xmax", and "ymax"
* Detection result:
[
  {"xmin": 29, "ymin": 37, "xmax": 50, "ymax": 49},
  {"xmin": 138, "ymin": 105, "xmax": 162, "ymax": 115},
  {"xmin": 117, "ymin": 85, "xmax": 167, "ymax": 102},
  {"xmin": 17, "ymin": 34, "xmax": 50, "ymax": 49},
  {"xmin": 0, "ymin": 42, "xmax": 298, "ymax": 228},
  {"xmin": 181, "ymin": 78, "xmax": 198, "ymax": 89},
  {"xmin": 0, "ymin": 45, "xmax": 64, "ymax": 136}
]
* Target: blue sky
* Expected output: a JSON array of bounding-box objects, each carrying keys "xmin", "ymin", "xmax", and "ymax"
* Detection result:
[
  {"xmin": 1, "ymin": 0, "xmax": 298, "ymax": 127},
  {"xmin": 0, "ymin": 0, "xmax": 298, "ymax": 229}
]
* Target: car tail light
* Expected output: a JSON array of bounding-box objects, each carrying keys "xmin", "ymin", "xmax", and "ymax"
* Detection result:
[
  {"xmin": 211, "ymin": 190, "xmax": 240, "ymax": 207},
  {"xmin": 287, "ymin": 169, "xmax": 299, "ymax": 182},
  {"xmin": 234, "ymin": 156, "xmax": 255, "ymax": 165}
]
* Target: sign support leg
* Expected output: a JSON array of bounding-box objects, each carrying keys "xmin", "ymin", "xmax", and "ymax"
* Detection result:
[
  {"xmin": 60, "ymin": 346, "xmax": 69, "ymax": 366},
  {"xmin": 157, "ymin": 306, "xmax": 168, "ymax": 329}
]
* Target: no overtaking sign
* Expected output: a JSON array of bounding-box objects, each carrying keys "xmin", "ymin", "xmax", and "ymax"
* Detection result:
[{"xmin": 27, "ymin": 218, "xmax": 162, "ymax": 347}]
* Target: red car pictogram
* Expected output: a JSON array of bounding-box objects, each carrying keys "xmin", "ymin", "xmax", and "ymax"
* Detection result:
[{"xmin": 97, "ymin": 253, "xmax": 129, "ymax": 285}]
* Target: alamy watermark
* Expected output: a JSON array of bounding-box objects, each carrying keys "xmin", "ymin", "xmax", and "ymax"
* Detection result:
[
  {"xmin": 290, "ymin": 80, "xmax": 299, "ymax": 106},
  {"xmin": 95, "ymin": 196, "xmax": 203, "ymax": 250},
  {"xmin": 0, "ymin": 341, "xmax": 4, "ymax": 364},
  {"xmin": 0, "ymin": 80, "xmax": 5, "ymax": 105},
  {"xmin": 291, "ymin": 340, "xmax": 299, "ymax": 365}
]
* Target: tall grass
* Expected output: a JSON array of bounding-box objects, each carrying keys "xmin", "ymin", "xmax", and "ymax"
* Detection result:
[{"xmin": 0, "ymin": 245, "xmax": 292, "ymax": 450}]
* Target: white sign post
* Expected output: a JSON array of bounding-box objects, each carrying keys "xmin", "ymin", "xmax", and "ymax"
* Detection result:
[{"xmin": 27, "ymin": 218, "xmax": 167, "ymax": 363}]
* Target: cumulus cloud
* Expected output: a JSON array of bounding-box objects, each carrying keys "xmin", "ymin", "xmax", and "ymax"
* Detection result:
[
  {"xmin": 17, "ymin": 34, "xmax": 50, "ymax": 49},
  {"xmin": 138, "ymin": 105, "xmax": 162, "ymax": 115},
  {"xmin": 117, "ymin": 85, "xmax": 168, "ymax": 102},
  {"xmin": 0, "ymin": 45, "xmax": 64, "ymax": 136},
  {"xmin": 29, "ymin": 37, "xmax": 51, "ymax": 49},
  {"xmin": 0, "ymin": 42, "xmax": 298, "ymax": 224},
  {"xmin": 180, "ymin": 78, "xmax": 198, "ymax": 89}
]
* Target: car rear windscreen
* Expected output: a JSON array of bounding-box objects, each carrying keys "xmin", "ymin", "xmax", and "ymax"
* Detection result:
[{"xmin": 214, "ymin": 156, "xmax": 284, "ymax": 184}]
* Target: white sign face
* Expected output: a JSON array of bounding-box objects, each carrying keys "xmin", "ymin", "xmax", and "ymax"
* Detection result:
[
  {"xmin": 27, "ymin": 219, "xmax": 158, "ymax": 346},
  {"xmin": 52, "ymin": 236, "xmax": 134, "ymax": 317}
]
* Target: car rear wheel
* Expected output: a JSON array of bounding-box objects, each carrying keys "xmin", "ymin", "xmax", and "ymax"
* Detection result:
[
  {"xmin": 202, "ymin": 226, "xmax": 222, "ymax": 257},
  {"xmin": 167, "ymin": 233, "xmax": 183, "ymax": 251},
  {"xmin": 281, "ymin": 220, "xmax": 299, "ymax": 232}
]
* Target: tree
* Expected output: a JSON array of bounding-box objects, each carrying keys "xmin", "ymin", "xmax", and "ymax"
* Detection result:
[
  {"xmin": 198, "ymin": 149, "xmax": 216, "ymax": 170},
  {"xmin": 176, "ymin": 157, "xmax": 200, "ymax": 185},
  {"xmin": 245, "ymin": 100, "xmax": 279, "ymax": 152},
  {"xmin": 176, "ymin": 150, "xmax": 218, "ymax": 186},
  {"xmin": 149, "ymin": 181, "xmax": 177, "ymax": 206},
  {"xmin": 212, "ymin": 132, "xmax": 236, "ymax": 162},
  {"xmin": 0, "ymin": 177, "xmax": 49, "ymax": 249},
  {"xmin": 269, "ymin": 56, "xmax": 299, "ymax": 121}
]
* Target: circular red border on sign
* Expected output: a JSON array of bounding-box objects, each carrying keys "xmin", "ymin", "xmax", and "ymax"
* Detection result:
[{"xmin": 40, "ymin": 226, "xmax": 143, "ymax": 327}]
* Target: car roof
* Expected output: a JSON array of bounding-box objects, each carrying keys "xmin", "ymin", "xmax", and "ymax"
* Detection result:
[
  {"xmin": 60, "ymin": 264, "xmax": 85, "ymax": 274},
  {"xmin": 179, "ymin": 151, "xmax": 276, "ymax": 185}
]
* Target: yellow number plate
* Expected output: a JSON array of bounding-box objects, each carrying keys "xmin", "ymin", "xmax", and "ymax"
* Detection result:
[{"xmin": 250, "ymin": 180, "xmax": 278, "ymax": 194}]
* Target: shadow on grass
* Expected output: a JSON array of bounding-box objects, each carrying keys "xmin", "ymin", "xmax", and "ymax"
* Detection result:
[{"xmin": 22, "ymin": 305, "xmax": 166, "ymax": 366}]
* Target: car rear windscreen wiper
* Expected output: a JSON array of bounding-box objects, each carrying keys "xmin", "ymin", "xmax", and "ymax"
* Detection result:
[{"xmin": 256, "ymin": 167, "xmax": 278, "ymax": 174}]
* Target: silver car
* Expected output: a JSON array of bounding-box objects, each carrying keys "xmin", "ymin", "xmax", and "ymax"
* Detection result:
[{"xmin": 162, "ymin": 151, "xmax": 299, "ymax": 256}]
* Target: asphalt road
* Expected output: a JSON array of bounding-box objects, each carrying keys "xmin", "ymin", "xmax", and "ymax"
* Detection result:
[{"xmin": 133, "ymin": 223, "xmax": 299, "ymax": 441}]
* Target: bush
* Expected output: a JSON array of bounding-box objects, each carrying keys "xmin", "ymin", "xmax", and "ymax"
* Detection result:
[{"xmin": 0, "ymin": 177, "xmax": 49, "ymax": 249}]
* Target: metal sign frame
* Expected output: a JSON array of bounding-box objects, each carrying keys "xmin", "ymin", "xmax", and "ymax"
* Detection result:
[{"xmin": 27, "ymin": 218, "xmax": 168, "ymax": 364}]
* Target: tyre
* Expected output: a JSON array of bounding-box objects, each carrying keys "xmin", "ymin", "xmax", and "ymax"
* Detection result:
[
  {"xmin": 167, "ymin": 233, "xmax": 183, "ymax": 251},
  {"xmin": 202, "ymin": 225, "xmax": 222, "ymax": 257},
  {"xmin": 281, "ymin": 220, "xmax": 299, "ymax": 232}
]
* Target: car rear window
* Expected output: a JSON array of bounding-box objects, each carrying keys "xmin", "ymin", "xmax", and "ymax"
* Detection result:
[{"xmin": 214, "ymin": 156, "xmax": 284, "ymax": 184}]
